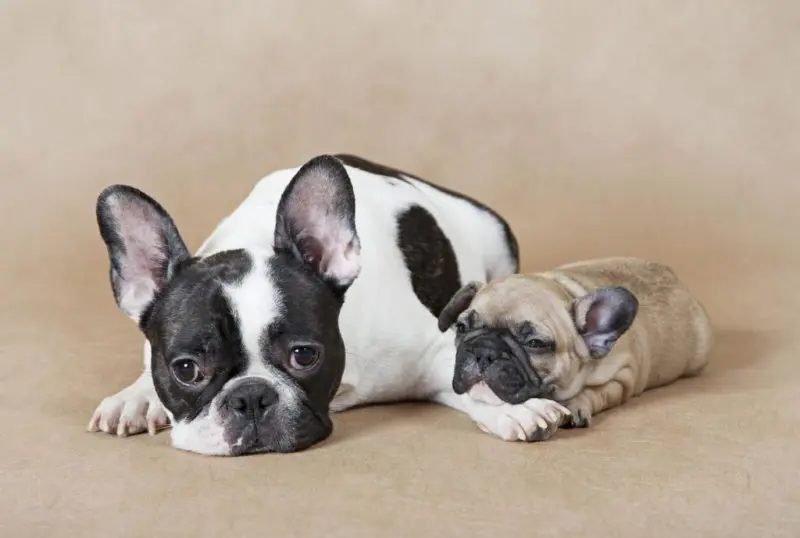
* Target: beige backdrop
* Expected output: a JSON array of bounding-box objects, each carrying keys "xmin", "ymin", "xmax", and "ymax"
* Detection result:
[{"xmin": 1, "ymin": 1, "xmax": 798, "ymax": 537}]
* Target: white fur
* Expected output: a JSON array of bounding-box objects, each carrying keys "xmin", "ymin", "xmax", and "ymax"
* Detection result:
[
  {"xmin": 220, "ymin": 253, "xmax": 297, "ymax": 403},
  {"xmin": 171, "ymin": 405, "xmax": 231, "ymax": 456},
  {"xmin": 89, "ymin": 159, "xmax": 546, "ymax": 447}
]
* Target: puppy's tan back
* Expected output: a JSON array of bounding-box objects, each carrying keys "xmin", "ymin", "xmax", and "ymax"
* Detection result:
[{"xmin": 548, "ymin": 257, "xmax": 713, "ymax": 391}]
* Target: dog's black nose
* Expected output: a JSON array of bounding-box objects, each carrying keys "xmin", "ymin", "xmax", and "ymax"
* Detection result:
[{"xmin": 225, "ymin": 381, "xmax": 279, "ymax": 419}]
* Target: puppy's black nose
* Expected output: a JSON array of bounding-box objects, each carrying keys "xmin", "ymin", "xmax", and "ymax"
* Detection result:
[{"xmin": 225, "ymin": 381, "xmax": 279, "ymax": 419}]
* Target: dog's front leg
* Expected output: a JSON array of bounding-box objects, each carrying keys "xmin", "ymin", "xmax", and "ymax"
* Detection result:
[
  {"xmin": 424, "ymin": 344, "xmax": 569, "ymax": 441},
  {"xmin": 562, "ymin": 380, "xmax": 628, "ymax": 429},
  {"xmin": 433, "ymin": 391, "xmax": 570, "ymax": 442},
  {"xmin": 87, "ymin": 340, "xmax": 170, "ymax": 437}
]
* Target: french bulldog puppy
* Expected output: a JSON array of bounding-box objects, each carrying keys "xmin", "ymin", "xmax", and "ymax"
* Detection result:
[
  {"xmin": 437, "ymin": 257, "xmax": 713, "ymax": 441},
  {"xmin": 87, "ymin": 153, "xmax": 562, "ymax": 455}
]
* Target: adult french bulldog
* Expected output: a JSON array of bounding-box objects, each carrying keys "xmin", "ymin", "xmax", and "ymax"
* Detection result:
[
  {"xmin": 87, "ymin": 154, "xmax": 566, "ymax": 456},
  {"xmin": 437, "ymin": 257, "xmax": 714, "ymax": 441}
]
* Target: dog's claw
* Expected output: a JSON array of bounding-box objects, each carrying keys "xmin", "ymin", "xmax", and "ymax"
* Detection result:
[
  {"xmin": 88, "ymin": 375, "xmax": 170, "ymax": 438},
  {"xmin": 473, "ymin": 398, "xmax": 568, "ymax": 443},
  {"xmin": 146, "ymin": 405, "xmax": 169, "ymax": 435},
  {"xmin": 536, "ymin": 417, "xmax": 548, "ymax": 430},
  {"xmin": 563, "ymin": 408, "xmax": 592, "ymax": 429}
]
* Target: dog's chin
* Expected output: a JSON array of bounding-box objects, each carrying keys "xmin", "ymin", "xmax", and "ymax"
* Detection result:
[
  {"xmin": 170, "ymin": 406, "xmax": 333, "ymax": 457},
  {"xmin": 229, "ymin": 415, "xmax": 333, "ymax": 457}
]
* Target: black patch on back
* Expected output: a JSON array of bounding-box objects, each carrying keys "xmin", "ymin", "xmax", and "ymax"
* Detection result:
[
  {"xmin": 396, "ymin": 205, "xmax": 462, "ymax": 318},
  {"xmin": 335, "ymin": 153, "xmax": 519, "ymax": 272}
]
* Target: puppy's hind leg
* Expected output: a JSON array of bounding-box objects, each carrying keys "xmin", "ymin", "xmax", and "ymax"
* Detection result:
[
  {"xmin": 683, "ymin": 307, "xmax": 714, "ymax": 378},
  {"xmin": 87, "ymin": 340, "xmax": 170, "ymax": 437}
]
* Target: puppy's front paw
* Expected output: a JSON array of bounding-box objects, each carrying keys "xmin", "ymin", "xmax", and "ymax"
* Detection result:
[
  {"xmin": 562, "ymin": 397, "xmax": 593, "ymax": 429},
  {"xmin": 472, "ymin": 398, "xmax": 570, "ymax": 442},
  {"xmin": 87, "ymin": 374, "xmax": 169, "ymax": 437},
  {"xmin": 562, "ymin": 407, "xmax": 592, "ymax": 429}
]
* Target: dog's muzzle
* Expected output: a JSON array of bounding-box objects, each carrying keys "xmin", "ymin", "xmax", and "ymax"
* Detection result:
[{"xmin": 453, "ymin": 327, "xmax": 544, "ymax": 395}]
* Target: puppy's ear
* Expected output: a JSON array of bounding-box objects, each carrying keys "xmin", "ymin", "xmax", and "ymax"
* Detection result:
[
  {"xmin": 96, "ymin": 185, "xmax": 191, "ymax": 323},
  {"xmin": 274, "ymin": 155, "xmax": 361, "ymax": 295},
  {"xmin": 572, "ymin": 286, "xmax": 638, "ymax": 358},
  {"xmin": 438, "ymin": 281, "xmax": 484, "ymax": 332}
]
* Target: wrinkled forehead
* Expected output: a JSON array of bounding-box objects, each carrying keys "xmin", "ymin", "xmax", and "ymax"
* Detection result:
[{"xmin": 469, "ymin": 277, "xmax": 575, "ymax": 336}]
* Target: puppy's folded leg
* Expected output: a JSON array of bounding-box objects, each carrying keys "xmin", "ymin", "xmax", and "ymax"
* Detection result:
[
  {"xmin": 562, "ymin": 380, "xmax": 627, "ymax": 429},
  {"xmin": 434, "ymin": 391, "xmax": 570, "ymax": 442},
  {"xmin": 87, "ymin": 341, "xmax": 170, "ymax": 437}
]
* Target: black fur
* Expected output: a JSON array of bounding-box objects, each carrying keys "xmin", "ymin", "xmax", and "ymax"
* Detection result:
[
  {"xmin": 265, "ymin": 252, "xmax": 347, "ymax": 414},
  {"xmin": 396, "ymin": 205, "xmax": 462, "ymax": 319}
]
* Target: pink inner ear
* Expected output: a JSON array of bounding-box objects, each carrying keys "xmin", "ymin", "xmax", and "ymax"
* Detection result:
[
  {"xmin": 585, "ymin": 298, "xmax": 614, "ymax": 333},
  {"xmin": 112, "ymin": 196, "xmax": 168, "ymax": 281},
  {"xmin": 316, "ymin": 222, "xmax": 361, "ymax": 287},
  {"xmin": 278, "ymin": 158, "xmax": 361, "ymax": 287},
  {"xmin": 106, "ymin": 194, "xmax": 169, "ymax": 317}
]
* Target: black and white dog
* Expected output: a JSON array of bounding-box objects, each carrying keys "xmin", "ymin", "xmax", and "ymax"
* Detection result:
[{"xmin": 88, "ymin": 154, "xmax": 567, "ymax": 455}]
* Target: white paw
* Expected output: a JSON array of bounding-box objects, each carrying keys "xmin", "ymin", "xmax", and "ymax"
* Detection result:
[
  {"xmin": 87, "ymin": 374, "xmax": 169, "ymax": 437},
  {"xmin": 472, "ymin": 398, "xmax": 570, "ymax": 442}
]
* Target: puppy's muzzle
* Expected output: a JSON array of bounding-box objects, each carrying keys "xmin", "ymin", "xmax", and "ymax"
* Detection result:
[{"xmin": 453, "ymin": 328, "xmax": 543, "ymax": 394}]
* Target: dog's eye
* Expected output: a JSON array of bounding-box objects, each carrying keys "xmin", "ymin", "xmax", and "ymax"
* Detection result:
[
  {"xmin": 455, "ymin": 321, "xmax": 468, "ymax": 334},
  {"xmin": 289, "ymin": 346, "xmax": 321, "ymax": 370},
  {"xmin": 170, "ymin": 357, "xmax": 203, "ymax": 385},
  {"xmin": 526, "ymin": 338, "xmax": 553, "ymax": 351}
]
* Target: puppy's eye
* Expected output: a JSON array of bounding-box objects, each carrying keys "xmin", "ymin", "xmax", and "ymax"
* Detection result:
[
  {"xmin": 455, "ymin": 321, "xmax": 468, "ymax": 334},
  {"xmin": 289, "ymin": 346, "xmax": 321, "ymax": 370},
  {"xmin": 526, "ymin": 338, "xmax": 553, "ymax": 351},
  {"xmin": 170, "ymin": 357, "xmax": 203, "ymax": 385}
]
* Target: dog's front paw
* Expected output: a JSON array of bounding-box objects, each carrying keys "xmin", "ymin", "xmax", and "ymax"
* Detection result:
[
  {"xmin": 87, "ymin": 374, "xmax": 169, "ymax": 437},
  {"xmin": 561, "ymin": 397, "xmax": 593, "ymax": 429},
  {"xmin": 562, "ymin": 407, "xmax": 592, "ymax": 429},
  {"xmin": 472, "ymin": 398, "xmax": 570, "ymax": 442}
]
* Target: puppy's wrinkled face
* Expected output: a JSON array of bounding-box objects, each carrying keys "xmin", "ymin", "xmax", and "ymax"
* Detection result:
[
  {"xmin": 96, "ymin": 155, "xmax": 362, "ymax": 455},
  {"xmin": 440, "ymin": 276, "xmax": 638, "ymax": 404},
  {"xmin": 143, "ymin": 249, "xmax": 345, "ymax": 456}
]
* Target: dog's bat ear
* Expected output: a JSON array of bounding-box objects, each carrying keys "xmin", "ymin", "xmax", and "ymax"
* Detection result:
[
  {"xmin": 438, "ymin": 281, "xmax": 484, "ymax": 332},
  {"xmin": 96, "ymin": 185, "xmax": 191, "ymax": 324},
  {"xmin": 572, "ymin": 286, "xmax": 639, "ymax": 358},
  {"xmin": 274, "ymin": 155, "xmax": 361, "ymax": 296}
]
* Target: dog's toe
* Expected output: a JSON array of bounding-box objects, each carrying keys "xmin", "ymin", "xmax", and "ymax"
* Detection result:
[
  {"xmin": 145, "ymin": 400, "xmax": 170, "ymax": 435},
  {"xmin": 88, "ymin": 377, "xmax": 168, "ymax": 438},
  {"xmin": 563, "ymin": 409, "xmax": 592, "ymax": 429}
]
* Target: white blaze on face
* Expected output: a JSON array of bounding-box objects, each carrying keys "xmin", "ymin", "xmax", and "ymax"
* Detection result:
[{"xmin": 220, "ymin": 251, "xmax": 298, "ymax": 403}]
